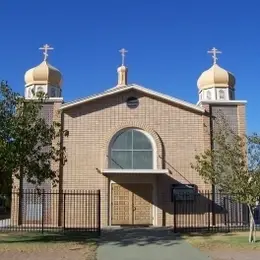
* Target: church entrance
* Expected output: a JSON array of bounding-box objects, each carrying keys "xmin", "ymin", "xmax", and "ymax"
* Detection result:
[{"xmin": 111, "ymin": 183, "xmax": 153, "ymax": 226}]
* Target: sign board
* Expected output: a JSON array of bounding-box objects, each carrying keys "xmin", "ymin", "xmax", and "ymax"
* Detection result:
[{"xmin": 172, "ymin": 184, "xmax": 196, "ymax": 201}]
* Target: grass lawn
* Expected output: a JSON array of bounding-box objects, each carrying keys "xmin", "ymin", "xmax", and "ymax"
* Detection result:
[
  {"xmin": 183, "ymin": 231, "xmax": 260, "ymax": 250},
  {"xmin": 0, "ymin": 232, "xmax": 98, "ymax": 260}
]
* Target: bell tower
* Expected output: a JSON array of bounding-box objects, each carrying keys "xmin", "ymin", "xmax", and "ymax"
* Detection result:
[
  {"xmin": 197, "ymin": 47, "xmax": 235, "ymax": 103},
  {"xmin": 24, "ymin": 44, "xmax": 62, "ymax": 99}
]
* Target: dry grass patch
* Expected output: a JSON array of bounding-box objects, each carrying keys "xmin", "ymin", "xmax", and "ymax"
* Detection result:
[
  {"xmin": 184, "ymin": 231, "xmax": 260, "ymax": 250},
  {"xmin": 0, "ymin": 232, "xmax": 97, "ymax": 260},
  {"xmin": 184, "ymin": 232, "xmax": 260, "ymax": 260}
]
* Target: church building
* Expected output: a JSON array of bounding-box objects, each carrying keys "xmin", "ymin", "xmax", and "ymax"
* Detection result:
[{"xmin": 13, "ymin": 45, "xmax": 247, "ymax": 228}]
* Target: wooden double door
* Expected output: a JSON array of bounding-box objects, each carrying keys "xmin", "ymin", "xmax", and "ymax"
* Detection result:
[{"xmin": 111, "ymin": 183, "xmax": 153, "ymax": 226}]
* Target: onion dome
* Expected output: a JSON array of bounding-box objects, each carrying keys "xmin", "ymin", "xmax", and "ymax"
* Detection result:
[{"xmin": 24, "ymin": 60, "xmax": 62, "ymax": 87}]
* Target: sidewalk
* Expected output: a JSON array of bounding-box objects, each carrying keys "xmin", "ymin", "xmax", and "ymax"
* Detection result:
[{"xmin": 97, "ymin": 228, "xmax": 211, "ymax": 260}]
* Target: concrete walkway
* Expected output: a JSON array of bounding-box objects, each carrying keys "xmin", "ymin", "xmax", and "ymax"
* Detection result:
[{"xmin": 97, "ymin": 227, "xmax": 211, "ymax": 260}]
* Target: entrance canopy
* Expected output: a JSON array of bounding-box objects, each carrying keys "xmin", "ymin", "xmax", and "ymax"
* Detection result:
[{"xmin": 102, "ymin": 169, "xmax": 169, "ymax": 175}]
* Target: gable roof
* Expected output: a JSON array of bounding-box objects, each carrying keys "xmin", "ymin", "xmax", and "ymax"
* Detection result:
[{"xmin": 60, "ymin": 84, "xmax": 205, "ymax": 113}]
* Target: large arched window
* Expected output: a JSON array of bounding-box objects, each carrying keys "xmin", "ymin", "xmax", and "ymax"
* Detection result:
[{"xmin": 109, "ymin": 129, "xmax": 154, "ymax": 169}]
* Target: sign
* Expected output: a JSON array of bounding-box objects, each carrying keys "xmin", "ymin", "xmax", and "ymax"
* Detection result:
[{"xmin": 172, "ymin": 184, "xmax": 196, "ymax": 201}]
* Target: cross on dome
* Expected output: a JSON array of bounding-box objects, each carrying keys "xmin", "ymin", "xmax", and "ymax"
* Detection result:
[
  {"xmin": 119, "ymin": 48, "xmax": 128, "ymax": 66},
  {"xmin": 39, "ymin": 44, "xmax": 54, "ymax": 61},
  {"xmin": 207, "ymin": 47, "xmax": 222, "ymax": 64}
]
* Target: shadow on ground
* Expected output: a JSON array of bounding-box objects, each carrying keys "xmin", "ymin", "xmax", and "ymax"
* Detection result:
[
  {"xmin": 0, "ymin": 227, "xmax": 238, "ymax": 247},
  {"xmin": 99, "ymin": 227, "xmax": 180, "ymax": 247},
  {"xmin": 0, "ymin": 231, "xmax": 98, "ymax": 245}
]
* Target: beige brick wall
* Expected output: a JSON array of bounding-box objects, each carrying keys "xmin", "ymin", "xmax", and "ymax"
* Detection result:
[
  {"xmin": 11, "ymin": 100, "xmax": 64, "ymax": 227},
  {"xmin": 62, "ymin": 89, "xmax": 210, "ymax": 227}
]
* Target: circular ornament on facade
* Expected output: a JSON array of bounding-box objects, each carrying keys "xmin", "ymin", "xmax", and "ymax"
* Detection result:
[{"xmin": 126, "ymin": 96, "xmax": 139, "ymax": 109}]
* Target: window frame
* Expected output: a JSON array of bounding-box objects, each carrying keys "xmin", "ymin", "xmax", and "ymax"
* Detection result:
[
  {"xmin": 219, "ymin": 89, "xmax": 225, "ymax": 100},
  {"xmin": 108, "ymin": 128, "xmax": 156, "ymax": 170}
]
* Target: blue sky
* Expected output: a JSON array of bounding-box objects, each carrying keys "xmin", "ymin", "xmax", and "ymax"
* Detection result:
[{"xmin": 1, "ymin": 0, "xmax": 259, "ymax": 133}]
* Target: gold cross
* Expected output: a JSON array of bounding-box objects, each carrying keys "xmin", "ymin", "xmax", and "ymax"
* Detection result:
[
  {"xmin": 39, "ymin": 44, "xmax": 54, "ymax": 61},
  {"xmin": 207, "ymin": 47, "xmax": 222, "ymax": 64},
  {"xmin": 119, "ymin": 48, "xmax": 128, "ymax": 65}
]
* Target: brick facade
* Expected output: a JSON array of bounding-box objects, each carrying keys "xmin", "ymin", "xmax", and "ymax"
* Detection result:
[
  {"xmin": 61, "ymin": 89, "xmax": 210, "ymax": 227},
  {"xmin": 11, "ymin": 100, "xmax": 63, "ymax": 226},
  {"xmin": 11, "ymin": 89, "xmax": 247, "ymax": 228}
]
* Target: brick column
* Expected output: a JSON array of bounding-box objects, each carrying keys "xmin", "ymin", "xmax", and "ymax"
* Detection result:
[
  {"xmin": 237, "ymin": 104, "xmax": 246, "ymax": 137},
  {"xmin": 10, "ymin": 189, "xmax": 19, "ymax": 226},
  {"xmin": 51, "ymin": 100, "xmax": 63, "ymax": 227},
  {"xmin": 201, "ymin": 104, "xmax": 212, "ymax": 190}
]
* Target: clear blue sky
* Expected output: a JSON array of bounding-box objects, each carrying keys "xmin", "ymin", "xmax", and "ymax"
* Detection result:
[{"xmin": 1, "ymin": 0, "xmax": 259, "ymax": 133}]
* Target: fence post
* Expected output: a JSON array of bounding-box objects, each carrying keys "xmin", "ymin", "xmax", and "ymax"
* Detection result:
[
  {"xmin": 227, "ymin": 196, "xmax": 230, "ymax": 232},
  {"xmin": 208, "ymin": 191, "xmax": 211, "ymax": 232},
  {"xmin": 212, "ymin": 187, "xmax": 216, "ymax": 226},
  {"xmin": 230, "ymin": 198, "xmax": 233, "ymax": 228},
  {"xmin": 63, "ymin": 192, "xmax": 66, "ymax": 232},
  {"xmin": 224, "ymin": 197, "xmax": 227, "ymax": 226},
  {"xmin": 98, "ymin": 190, "xmax": 101, "ymax": 236},
  {"xmin": 18, "ymin": 190, "xmax": 23, "ymax": 226},
  {"xmin": 173, "ymin": 193, "xmax": 177, "ymax": 233},
  {"xmin": 42, "ymin": 189, "xmax": 45, "ymax": 234}
]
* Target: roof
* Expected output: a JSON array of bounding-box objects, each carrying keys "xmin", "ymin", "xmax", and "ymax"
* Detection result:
[{"xmin": 60, "ymin": 84, "xmax": 205, "ymax": 113}]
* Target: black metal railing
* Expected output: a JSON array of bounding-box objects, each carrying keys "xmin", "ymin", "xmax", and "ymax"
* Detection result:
[
  {"xmin": 173, "ymin": 191, "xmax": 258, "ymax": 233},
  {"xmin": 1, "ymin": 189, "xmax": 258, "ymax": 234},
  {"xmin": 0, "ymin": 189, "xmax": 101, "ymax": 234}
]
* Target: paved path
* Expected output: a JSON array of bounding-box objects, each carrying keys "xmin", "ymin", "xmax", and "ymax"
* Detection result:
[{"xmin": 97, "ymin": 227, "xmax": 211, "ymax": 260}]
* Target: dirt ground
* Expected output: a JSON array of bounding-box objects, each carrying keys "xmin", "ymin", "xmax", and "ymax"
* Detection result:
[
  {"xmin": 0, "ymin": 242, "xmax": 97, "ymax": 260},
  {"xmin": 207, "ymin": 249, "xmax": 260, "ymax": 260},
  {"xmin": 0, "ymin": 232, "xmax": 97, "ymax": 260}
]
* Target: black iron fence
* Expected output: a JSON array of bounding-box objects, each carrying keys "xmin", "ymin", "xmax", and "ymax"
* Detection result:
[
  {"xmin": 0, "ymin": 190, "xmax": 101, "ymax": 234},
  {"xmin": 173, "ymin": 191, "xmax": 259, "ymax": 233},
  {"xmin": 1, "ymin": 189, "xmax": 259, "ymax": 234}
]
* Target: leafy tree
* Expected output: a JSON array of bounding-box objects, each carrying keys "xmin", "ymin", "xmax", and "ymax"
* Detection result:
[
  {"xmin": 0, "ymin": 81, "xmax": 68, "ymax": 194},
  {"xmin": 191, "ymin": 112, "xmax": 260, "ymax": 243}
]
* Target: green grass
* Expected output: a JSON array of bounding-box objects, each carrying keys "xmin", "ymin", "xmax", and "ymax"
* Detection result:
[{"xmin": 184, "ymin": 231, "xmax": 260, "ymax": 250}]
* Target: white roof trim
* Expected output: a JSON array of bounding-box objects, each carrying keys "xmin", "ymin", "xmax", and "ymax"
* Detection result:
[
  {"xmin": 197, "ymin": 100, "xmax": 247, "ymax": 106},
  {"xmin": 60, "ymin": 84, "xmax": 205, "ymax": 113},
  {"xmin": 102, "ymin": 169, "xmax": 169, "ymax": 174},
  {"xmin": 24, "ymin": 97, "xmax": 64, "ymax": 103}
]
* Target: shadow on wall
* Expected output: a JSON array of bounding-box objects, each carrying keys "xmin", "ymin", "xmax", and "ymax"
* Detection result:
[
  {"xmin": 65, "ymin": 90, "xmax": 145, "ymax": 118},
  {"xmin": 110, "ymin": 173, "xmax": 249, "ymax": 230},
  {"xmin": 107, "ymin": 127, "xmax": 248, "ymax": 229},
  {"xmin": 64, "ymin": 88, "xmax": 204, "ymax": 119}
]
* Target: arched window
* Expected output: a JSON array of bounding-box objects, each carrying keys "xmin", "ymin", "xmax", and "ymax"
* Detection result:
[
  {"xmin": 229, "ymin": 90, "xmax": 233, "ymax": 100},
  {"xmin": 219, "ymin": 89, "xmax": 225, "ymax": 100},
  {"xmin": 109, "ymin": 129, "xmax": 154, "ymax": 169},
  {"xmin": 37, "ymin": 86, "xmax": 44, "ymax": 94},
  {"xmin": 27, "ymin": 88, "xmax": 31, "ymax": 98},
  {"xmin": 206, "ymin": 90, "xmax": 212, "ymax": 100},
  {"xmin": 50, "ymin": 87, "xmax": 56, "ymax": 97}
]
